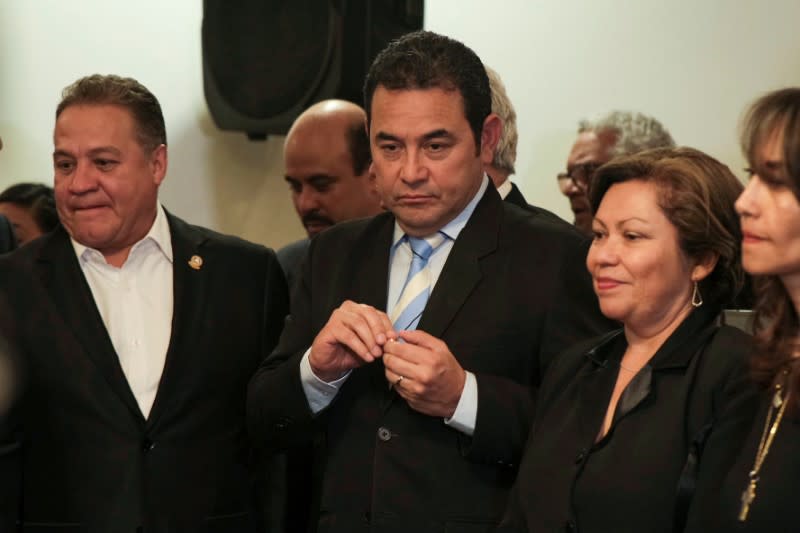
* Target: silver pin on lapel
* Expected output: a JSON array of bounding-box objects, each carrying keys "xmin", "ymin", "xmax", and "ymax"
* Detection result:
[{"xmin": 188, "ymin": 255, "xmax": 203, "ymax": 270}]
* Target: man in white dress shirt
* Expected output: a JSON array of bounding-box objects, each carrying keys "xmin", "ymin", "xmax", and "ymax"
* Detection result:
[{"xmin": 0, "ymin": 74, "xmax": 288, "ymax": 532}]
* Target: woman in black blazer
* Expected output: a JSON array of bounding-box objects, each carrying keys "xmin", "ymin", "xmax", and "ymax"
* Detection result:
[
  {"xmin": 501, "ymin": 147, "xmax": 759, "ymax": 533},
  {"xmin": 690, "ymin": 88, "xmax": 800, "ymax": 532}
]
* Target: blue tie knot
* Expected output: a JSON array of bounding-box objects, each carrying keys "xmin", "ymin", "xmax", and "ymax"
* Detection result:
[
  {"xmin": 390, "ymin": 232, "xmax": 447, "ymax": 331},
  {"xmin": 408, "ymin": 236, "xmax": 436, "ymax": 262}
]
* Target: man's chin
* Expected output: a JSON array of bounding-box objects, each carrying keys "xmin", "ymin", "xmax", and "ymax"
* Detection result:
[{"xmin": 304, "ymin": 223, "xmax": 333, "ymax": 238}]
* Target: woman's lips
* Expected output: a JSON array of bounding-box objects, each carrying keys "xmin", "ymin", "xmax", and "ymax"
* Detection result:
[
  {"xmin": 594, "ymin": 277, "xmax": 622, "ymax": 290},
  {"xmin": 741, "ymin": 230, "xmax": 765, "ymax": 244}
]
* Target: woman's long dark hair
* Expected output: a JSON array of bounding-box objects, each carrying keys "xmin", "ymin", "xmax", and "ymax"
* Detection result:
[{"xmin": 740, "ymin": 88, "xmax": 800, "ymax": 401}]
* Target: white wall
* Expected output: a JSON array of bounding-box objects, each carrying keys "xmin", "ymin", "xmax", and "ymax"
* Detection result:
[
  {"xmin": 0, "ymin": 0, "xmax": 304, "ymax": 249},
  {"xmin": 1, "ymin": 0, "xmax": 799, "ymax": 245}
]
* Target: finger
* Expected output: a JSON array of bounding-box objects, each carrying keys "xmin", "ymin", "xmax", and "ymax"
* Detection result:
[
  {"xmin": 376, "ymin": 310, "xmax": 397, "ymax": 342},
  {"xmin": 397, "ymin": 329, "xmax": 442, "ymax": 349},
  {"xmin": 354, "ymin": 304, "xmax": 394, "ymax": 346},
  {"xmin": 384, "ymin": 348, "xmax": 424, "ymax": 379},
  {"xmin": 384, "ymin": 368, "xmax": 406, "ymax": 389},
  {"xmin": 337, "ymin": 308, "xmax": 384, "ymax": 357},
  {"xmin": 327, "ymin": 323, "xmax": 375, "ymax": 363},
  {"xmin": 383, "ymin": 337, "xmax": 429, "ymax": 365}
]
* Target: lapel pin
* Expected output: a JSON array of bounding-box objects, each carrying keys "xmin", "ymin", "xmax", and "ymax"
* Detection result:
[{"xmin": 188, "ymin": 255, "xmax": 203, "ymax": 270}]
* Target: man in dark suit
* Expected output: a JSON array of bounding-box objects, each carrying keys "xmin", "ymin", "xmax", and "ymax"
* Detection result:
[
  {"xmin": 0, "ymin": 74, "xmax": 288, "ymax": 532},
  {"xmin": 247, "ymin": 31, "xmax": 611, "ymax": 533},
  {"xmin": 277, "ymin": 100, "xmax": 383, "ymax": 290}
]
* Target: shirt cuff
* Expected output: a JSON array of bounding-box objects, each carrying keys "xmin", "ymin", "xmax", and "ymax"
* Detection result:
[
  {"xmin": 299, "ymin": 348, "xmax": 351, "ymax": 414},
  {"xmin": 444, "ymin": 371, "xmax": 477, "ymax": 436}
]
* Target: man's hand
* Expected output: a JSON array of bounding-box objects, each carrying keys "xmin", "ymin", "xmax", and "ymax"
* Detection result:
[
  {"xmin": 309, "ymin": 301, "xmax": 396, "ymax": 382},
  {"xmin": 382, "ymin": 329, "xmax": 467, "ymax": 418}
]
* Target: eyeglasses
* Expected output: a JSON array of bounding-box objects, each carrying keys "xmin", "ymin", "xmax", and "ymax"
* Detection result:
[{"xmin": 557, "ymin": 163, "xmax": 602, "ymax": 193}]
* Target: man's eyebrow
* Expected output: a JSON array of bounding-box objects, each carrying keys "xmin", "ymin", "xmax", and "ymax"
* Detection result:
[
  {"xmin": 421, "ymin": 129, "xmax": 453, "ymax": 142},
  {"xmin": 53, "ymin": 146, "xmax": 123, "ymax": 159},
  {"xmin": 375, "ymin": 129, "xmax": 454, "ymax": 143},
  {"xmin": 86, "ymin": 146, "xmax": 122, "ymax": 157},
  {"xmin": 306, "ymin": 174, "xmax": 335, "ymax": 183},
  {"xmin": 375, "ymin": 132, "xmax": 400, "ymax": 142}
]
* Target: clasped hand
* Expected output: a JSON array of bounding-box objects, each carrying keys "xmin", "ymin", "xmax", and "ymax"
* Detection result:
[{"xmin": 309, "ymin": 300, "xmax": 466, "ymax": 418}]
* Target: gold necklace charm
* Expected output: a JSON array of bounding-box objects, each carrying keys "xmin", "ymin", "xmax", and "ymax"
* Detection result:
[{"xmin": 738, "ymin": 378, "xmax": 790, "ymax": 522}]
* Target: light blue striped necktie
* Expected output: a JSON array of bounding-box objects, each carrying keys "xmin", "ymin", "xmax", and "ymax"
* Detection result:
[{"xmin": 390, "ymin": 232, "xmax": 447, "ymax": 331}]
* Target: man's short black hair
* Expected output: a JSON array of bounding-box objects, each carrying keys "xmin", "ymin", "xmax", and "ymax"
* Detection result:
[
  {"xmin": 346, "ymin": 122, "xmax": 371, "ymax": 176},
  {"xmin": 57, "ymin": 74, "xmax": 166, "ymax": 154},
  {"xmin": 363, "ymin": 30, "xmax": 491, "ymax": 151}
]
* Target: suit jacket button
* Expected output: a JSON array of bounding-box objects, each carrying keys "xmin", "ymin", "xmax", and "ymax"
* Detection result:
[
  {"xmin": 377, "ymin": 427, "xmax": 392, "ymax": 442},
  {"xmin": 565, "ymin": 519, "xmax": 577, "ymax": 532},
  {"xmin": 142, "ymin": 439, "xmax": 155, "ymax": 452}
]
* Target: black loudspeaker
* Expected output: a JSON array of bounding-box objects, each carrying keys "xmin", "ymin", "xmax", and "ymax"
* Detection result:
[{"xmin": 202, "ymin": 0, "xmax": 424, "ymax": 140}]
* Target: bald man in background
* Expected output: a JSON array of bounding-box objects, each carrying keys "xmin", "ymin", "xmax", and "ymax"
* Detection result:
[{"xmin": 277, "ymin": 100, "xmax": 382, "ymax": 290}]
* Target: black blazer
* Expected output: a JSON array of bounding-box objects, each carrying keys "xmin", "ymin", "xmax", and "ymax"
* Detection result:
[
  {"xmin": 503, "ymin": 182, "xmax": 528, "ymax": 209},
  {"xmin": 0, "ymin": 213, "xmax": 288, "ymax": 533},
  {"xmin": 276, "ymin": 237, "xmax": 309, "ymax": 298},
  {"xmin": 501, "ymin": 305, "xmax": 759, "ymax": 533},
  {"xmin": 247, "ymin": 186, "xmax": 613, "ymax": 533}
]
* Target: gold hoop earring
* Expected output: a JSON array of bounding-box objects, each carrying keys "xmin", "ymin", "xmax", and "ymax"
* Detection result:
[{"xmin": 691, "ymin": 281, "xmax": 703, "ymax": 308}]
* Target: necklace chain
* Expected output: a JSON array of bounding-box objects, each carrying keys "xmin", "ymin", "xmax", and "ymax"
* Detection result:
[{"xmin": 738, "ymin": 372, "xmax": 790, "ymax": 522}]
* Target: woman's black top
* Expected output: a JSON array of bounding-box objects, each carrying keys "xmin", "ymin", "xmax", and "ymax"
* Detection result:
[{"xmin": 501, "ymin": 305, "xmax": 758, "ymax": 533}]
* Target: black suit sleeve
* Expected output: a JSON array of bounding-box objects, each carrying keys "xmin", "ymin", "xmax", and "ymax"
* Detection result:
[
  {"xmin": 464, "ymin": 231, "xmax": 614, "ymax": 467},
  {"xmin": 0, "ymin": 273, "xmax": 22, "ymax": 530},
  {"xmin": 261, "ymin": 248, "xmax": 291, "ymax": 360},
  {"xmin": 539, "ymin": 237, "xmax": 616, "ymax": 373},
  {"xmin": 248, "ymin": 243, "xmax": 322, "ymax": 453}
]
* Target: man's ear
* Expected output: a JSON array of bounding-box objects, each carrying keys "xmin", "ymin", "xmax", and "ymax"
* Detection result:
[
  {"xmin": 479, "ymin": 113, "xmax": 502, "ymax": 164},
  {"xmin": 150, "ymin": 144, "xmax": 168, "ymax": 186}
]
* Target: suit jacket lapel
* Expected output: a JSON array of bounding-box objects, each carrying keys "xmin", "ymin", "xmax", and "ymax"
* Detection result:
[
  {"xmin": 576, "ymin": 331, "xmax": 622, "ymax": 443},
  {"xmin": 349, "ymin": 214, "xmax": 393, "ymax": 311},
  {"xmin": 418, "ymin": 186, "xmax": 500, "ymax": 339},
  {"xmin": 504, "ymin": 182, "xmax": 528, "ymax": 209},
  {"xmin": 343, "ymin": 216, "xmax": 395, "ymax": 401},
  {"xmin": 36, "ymin": 229, "xmax": 145, "ymax": 423},
  {"xmin": 146, "ymin": 213, "xmax": 208, "ymax": 430}
]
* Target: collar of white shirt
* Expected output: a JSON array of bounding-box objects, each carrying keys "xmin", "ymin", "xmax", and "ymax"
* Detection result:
[
  {"xmin": 71, "ymin": 204, "xmax": 174, "ymax": 266},
  {"xmin": 496, "ymin": 177, "xmax": 512, "ymax": 200}
]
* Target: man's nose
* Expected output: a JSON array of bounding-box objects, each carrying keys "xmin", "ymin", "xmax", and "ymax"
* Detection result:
[{"xmin": 297, "ymin": 187, "xmax": 322, "ymax": 215}]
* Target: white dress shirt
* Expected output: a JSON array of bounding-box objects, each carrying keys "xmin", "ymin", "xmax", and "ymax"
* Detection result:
[
  {"xmin": 496, "ymin": 178, "xmax": 512, "ymax": 200},
  {"xmin": 300, "ymin": 177, "xmax": 490, "ymax": 436},
  {"xmin": 71, "ymin": 204, "xmax": 174, "ymax": 418}
]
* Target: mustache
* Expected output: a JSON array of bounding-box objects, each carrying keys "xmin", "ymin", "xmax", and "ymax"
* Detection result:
[{"xmin": 301, "ymin": 212, "xmax": 334, "ymax": 227}]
